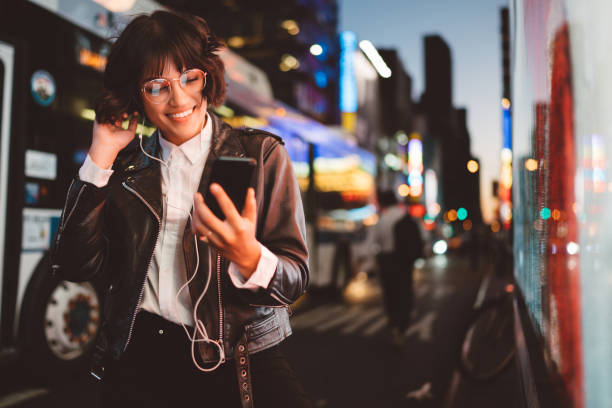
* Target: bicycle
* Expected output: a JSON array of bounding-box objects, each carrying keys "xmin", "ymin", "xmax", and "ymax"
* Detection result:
[{"xmin": 458, "ymin": 237, "xmax": 516, "ymax": 381}]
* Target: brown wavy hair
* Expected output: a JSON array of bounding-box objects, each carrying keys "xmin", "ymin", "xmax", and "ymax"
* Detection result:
[{"xmin": 95, "ymin": 10, "xmax": 226, "ymax": 124}]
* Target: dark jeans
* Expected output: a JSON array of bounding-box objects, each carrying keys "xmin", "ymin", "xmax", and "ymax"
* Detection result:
[
  {"xmin": 101, "ymin": 311, "xmax": 312, "ymax": 408},
  {"xmin": 377, "ymin": 253, "xmax": 414, "ymax": 332}
]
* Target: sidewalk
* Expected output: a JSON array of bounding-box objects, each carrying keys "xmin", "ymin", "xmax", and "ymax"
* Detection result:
[{"xmin": 281, "ymin": 253, "xmax": 521, "ymax": 408}]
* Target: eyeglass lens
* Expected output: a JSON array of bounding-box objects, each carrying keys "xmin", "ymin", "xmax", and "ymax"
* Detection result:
[{"xmin": 143, "ymin": 69, "xmax": 206, "ymax": 103}]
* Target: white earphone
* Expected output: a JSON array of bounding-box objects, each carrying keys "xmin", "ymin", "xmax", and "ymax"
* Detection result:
[{"xmin": 138, "ymin": 117, "xmax": 226, "ymax": 371}]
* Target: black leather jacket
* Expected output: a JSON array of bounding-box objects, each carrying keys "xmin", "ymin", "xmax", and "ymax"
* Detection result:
[{"xmin": 51, "ymin": 113, "xmax": 309, "ymax": 370}]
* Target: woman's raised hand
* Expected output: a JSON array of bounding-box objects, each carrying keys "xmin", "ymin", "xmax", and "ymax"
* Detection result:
[
  {"xmin": 191, "ymin": 184, "xmax": 261, "ymax": 279},
  {"xmin": 89, "ymin": 112, "xmax": 140, "ymax": 169}
]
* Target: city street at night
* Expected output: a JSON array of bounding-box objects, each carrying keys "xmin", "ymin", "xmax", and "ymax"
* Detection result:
[
  {"xmin": 2, "ymin": 0, "xmax": 612, "ymax": 407},
  {"xmin": 0, "ymin": 253, "xmax": 520, "ymax": 408}
]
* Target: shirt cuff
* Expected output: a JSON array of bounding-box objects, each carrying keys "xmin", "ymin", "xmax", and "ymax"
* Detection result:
[
  {"xmin": 228, "ymin": 244, "xmax": 278, "ymax": 291},
  {"xmin": 79, "ymin": 154, "xmax": 114, "ymax": 188}
]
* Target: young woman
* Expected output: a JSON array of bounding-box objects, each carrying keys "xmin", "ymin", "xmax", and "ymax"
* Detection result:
[{"xmin": 51, "ymin": 10, "xmax": 311, "ymax": 408}]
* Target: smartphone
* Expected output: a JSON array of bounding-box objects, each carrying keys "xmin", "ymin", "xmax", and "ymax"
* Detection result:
[{"xmin": 204, "ymin": 156, "xmax": 257, "ymax": 220}]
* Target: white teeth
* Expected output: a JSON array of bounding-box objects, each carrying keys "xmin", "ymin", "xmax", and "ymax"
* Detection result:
[{"xmin": 169, "ymin": 108, "xmax": 193, "ymax": 118}]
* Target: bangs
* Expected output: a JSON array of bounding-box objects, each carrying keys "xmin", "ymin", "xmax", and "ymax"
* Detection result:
[{"xmin": 139, "ymin": 26, "xmax": 204, "ymax": 81}]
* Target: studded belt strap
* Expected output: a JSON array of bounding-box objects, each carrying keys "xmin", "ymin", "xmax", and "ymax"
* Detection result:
[{"xmin": 235, "ymin": 332, "xmax": 254, "ymax": 408}]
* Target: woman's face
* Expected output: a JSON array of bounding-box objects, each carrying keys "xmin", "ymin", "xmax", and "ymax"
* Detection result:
[{"xmin": 141, "ymin": 60, "xmax": 208, "ymax": 146}]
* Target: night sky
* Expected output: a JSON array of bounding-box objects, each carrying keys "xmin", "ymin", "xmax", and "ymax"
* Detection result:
[{"xmin": 339, "ymin": 0, "xmax": 508, "ymax": 222}]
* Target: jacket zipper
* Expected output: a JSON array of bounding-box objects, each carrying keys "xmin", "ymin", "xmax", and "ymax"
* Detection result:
[
  {"xmin": 248, "ymin": 303, "xmax": 291, "ymax": 308},
  {"xmin": 52, "ymin": 180, "xmax": 85, "ymax": 275},
  {"xmin": 121, "ymin": 181, "xmax": 161, "ymax": 352},
  {"xmin": 216, "ymin": 252, "xmax": 226, "ymax": 362},
  {"xmin": 59, "ymin": 180, "xmax": 84, "ymax": 229}
]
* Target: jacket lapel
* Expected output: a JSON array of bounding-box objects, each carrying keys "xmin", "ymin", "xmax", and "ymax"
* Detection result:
[
  {"xmin": 120, "ymin": 132, "xmax": 164, "ymax": 220},
  {"xmin": 196, "ymin": 113, "xmax": 248, "ymax": 197}
]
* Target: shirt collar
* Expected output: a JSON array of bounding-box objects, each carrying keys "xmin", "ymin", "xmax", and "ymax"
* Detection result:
[{"xmin": 158, "ymin": 113, "xmax": 213, "ymax": 165}]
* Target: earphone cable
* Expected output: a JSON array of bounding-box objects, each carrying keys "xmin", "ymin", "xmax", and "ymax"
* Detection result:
[{"xmin": 138, "ymin": 121, "xmax": 225, "ymax": 371}]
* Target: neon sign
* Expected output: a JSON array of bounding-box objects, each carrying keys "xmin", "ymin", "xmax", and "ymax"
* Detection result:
[
  {"xmin": 339, "ymin": 31, "xmax": 357, "ymax": 113},
  {"xmin": 408, "ymin": 138, "xmax": 423, "ymax": 197}
]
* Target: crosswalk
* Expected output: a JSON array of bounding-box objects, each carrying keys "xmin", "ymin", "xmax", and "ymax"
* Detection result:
[
  {"xmin": 290, "ymin": 275, "xmax": 454, "ymax": 340},
  {"xmin": 291, "ymin": 302, "xmax": 437, "ymax": 341},
  {"xmin": 291, "ymin": 304, "xmax": 384, "ymax": 335},
  {"xmin": 340, "ymin": 307, "xmax": 385, "ymax": 335}
]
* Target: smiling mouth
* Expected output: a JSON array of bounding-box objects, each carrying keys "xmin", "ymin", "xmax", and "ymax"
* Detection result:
[{"xmin": 167, "ymin": 106, "xmax": 195, "ymax": 119}]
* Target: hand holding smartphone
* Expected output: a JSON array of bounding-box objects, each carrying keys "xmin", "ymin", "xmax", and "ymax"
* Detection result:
[
  {"xmin": 193, "ymin": 156, "xmax": 261, "ymax": 277},
  {"xmin": 204, "ymin": 156, "xmax": 257, "ymax": 220}
]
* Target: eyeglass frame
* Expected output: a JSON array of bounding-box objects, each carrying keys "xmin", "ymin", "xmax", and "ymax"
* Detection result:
[{"xmin": 140, "ymin": 68, "xmax": 207, "ymax": 104}]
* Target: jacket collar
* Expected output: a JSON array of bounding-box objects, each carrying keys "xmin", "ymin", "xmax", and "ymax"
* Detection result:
[
  {"xmin": 209, "ymin": 112, "xmax": 246, "ymax": 159},
  {"xmin": 118, "ymin": 112, "xmax": 247, "ymax": 219}
]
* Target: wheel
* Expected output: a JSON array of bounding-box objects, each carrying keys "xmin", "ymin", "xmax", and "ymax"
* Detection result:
[
  {"xmin": 20, "ymin": 257, "xmax": 102, "ymax": 380},
  {"xmin": 458, "ymin": 296, "xmax": 516, "ymax": 381}
]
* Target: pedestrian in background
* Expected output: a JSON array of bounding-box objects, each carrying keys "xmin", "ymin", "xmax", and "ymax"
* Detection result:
[
  {"xmin": 372, "ymin": 190, "xmax": 424, "ymax": 348},
  {"xmin": 51, "ymin": 10, "xmax": 310, "ymax": 408}
]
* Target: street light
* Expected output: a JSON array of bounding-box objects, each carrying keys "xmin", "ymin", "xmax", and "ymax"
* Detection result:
[
  {"xmin": 467, "ymin": 160, "xmax": 479, "ymax": 173},
  {"xmin": 281, "ymin": 20, "xmax": 300, "ymax": 35},
  {"xmin": 433, "ymin": 240, "xmax": 448, "ymax": 255},
  {"xmin": 525, "ymin": 158, "xmax": 538, "ymax": 171},
  {"xmin": 398, "ymin": 184, "xmax": 410, "ymax": 197},
  {"xmin": 457, "ymin": 207, "xmax": 468, "ymax": 221},
  {"xmin": 279, "ymin": 54, "xmax": 299, "ymax": 71},
  {"xmin": 358, "ymin": 40, "xmax": 392, "ymax": 78},
  {"xmin": 310, "ymin": 44, "xmax": 323, "ymax": 56}
]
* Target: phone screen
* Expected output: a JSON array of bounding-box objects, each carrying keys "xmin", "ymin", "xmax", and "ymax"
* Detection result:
[{"xmin": 204, "ymin": 156, "xmax": 257, "ymax": 220}]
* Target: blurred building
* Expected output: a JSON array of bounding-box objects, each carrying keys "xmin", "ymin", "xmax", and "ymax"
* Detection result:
[
  {"xmin": 418, "ymin": 35, "xmax": 482, "ymax": 225},
  {"xmin": 376, "ymin": 49, "xmax": 414, "ymax": 190},
  {"xmin": 421, "ymin": 35, "xmax": 452, "ymax": 117},
  {"xmin": 501, "ymin": 7, "xmax": 511, "ymax": 102},
  {"xmin": 378, "ymin": 49, "xmax": 413, "ymax": 139},
  {"xmin": 454, "ymin": 108, "xmax": 483, "ymax": 224},
  {"xmin": 158, "ymin": 0, "xmax": 340, "ymax": 125}
]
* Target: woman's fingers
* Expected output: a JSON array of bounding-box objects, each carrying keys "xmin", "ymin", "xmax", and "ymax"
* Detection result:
[
  {"xmin": 192, "ymin": 186, "xmax": 258, "ymax": 258},
  {"xmin": 193, "ymin": 193, "xmax": 231, "ymax": 239},
  {"xmin": 241, "ymin": 188, "xmax": 257, "ymax": 224},
  {"xmin": 127, "ymin": 112, "xmax": 139, "ymax": 133},
  {"xmin": 209, "ymin": 183, "xmax": 242, "ymax": 227},
  {"xmin": 191, "ymin": 201, "xmax": 222, "ymax": 247},
  {"xmin": 128, "ymin": 116, "xmax": 138, "ymax": 133},
  {"xmin": 195, "ymin": 220, "xmax": 223, "ymax": 247}
]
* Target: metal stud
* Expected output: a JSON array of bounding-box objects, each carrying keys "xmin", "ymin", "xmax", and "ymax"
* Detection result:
[
  {"xmin": 241, "ymin": 369, "xmax": 247, "ymax": 377},
  {"xmin": 238, "ymin": 345, "xmax": 245, "ymax": 352},
  {"xmin": 240, "ymin": 357, "xmax": 246, "ymax": 365},
  {"xmin": 158, "ymin": 329, "xmax": 164, "ymax": 335}
]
